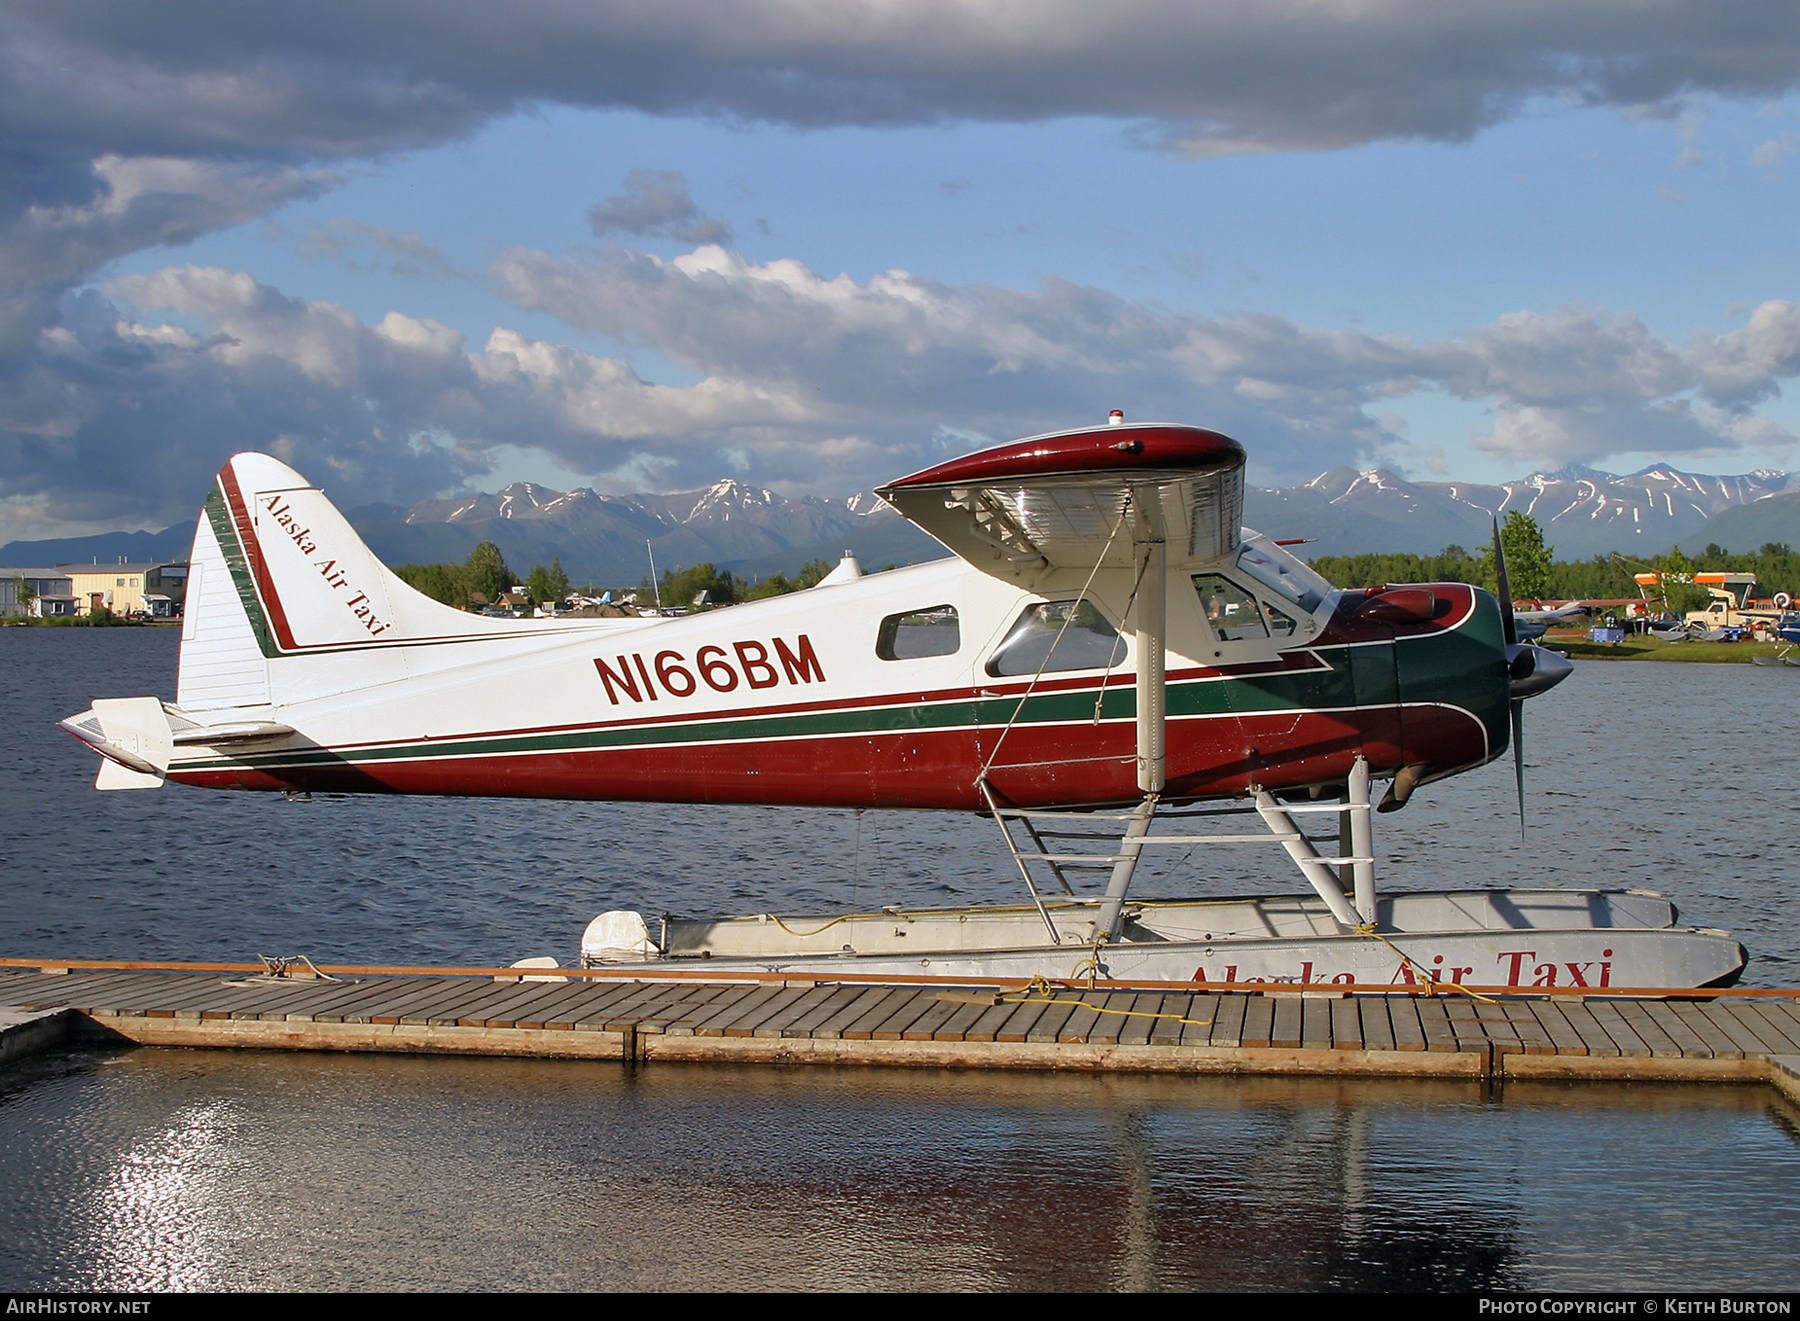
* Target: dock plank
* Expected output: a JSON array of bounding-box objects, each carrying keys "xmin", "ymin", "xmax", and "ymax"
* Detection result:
[
  {"xmin": 1611, "ymin": 1001, "xmax": 1684, "ymax": 1059},
  {"xmin": 1357, "ymin": 997, "xmax": 1396, "ymax": 1051},
  {"xmin": 27, "ymin": 971, "xmax": 200, "ymax": 1007},
  {"xmin": 1238, "ymin": 995, "xmax": 1275, "ymax": 1048},
  {"xmin": 1025, "ymin": 995, "xmax": 1084, "ymax": 1044},
  {"xmin": 1734, "ymin": 1003, "xmax": 1800, "ymax": 1054},
  {"xmin": 265, "ymin": 979, "xmax": 400, "ymax": 1021},
  {"xmin": 752, "ymin": 986, "xmax": 841, "ymax": 1038},
  {"xmin": 784, "ymin": 987, "xmax": 872, "ymax": 1038},
  {"xmin": 677, "ymin": 985, "xmax": 765, "ymax": 1036},
  {"xmin": 1388, "ymin": 999, "xmax": 1428, "ymax": 1052},
  {"xmin": 841, "ymin": 989, "xmax": 923, "ymax": 1041},
  {"xmin": 302, "ymin": 979, "xmax": 413, "ymax": 1024},
  {"xmin": 706, "ymin": 987, "xmax": 798, "ymax": 1037},
  {"xmin": 962, "ymin": 996, "xmax": 1026, "ymax": 1044},
  {"xmin": 509, "ymin": 980, "xmax": 654, "ymax": 1030},
  {"xmin": 1696, "ymin": 1003, "xmax": 1783, "ymax": 1056},
  {"xmin": 1179, "ymin": 994, "xmax": 1219, "ymax": 1046},
  {"xmin": 1269, "ymin": 996, "xmax": 1303, "ymax": 1049},
  {"xmin": 1526, "ymin": 1001, "xmax": 1591, "ymax": 1056},
  {"xmin": 1299, "ymin": 998, "xmax": 1333, "ymax": 1050},
  {"xmin": 1557, "ymin": 1002, "xmax": 1621, "ymax": 1057},
  {"xmin": 1206, "ymin": 994, "xmax": 1247, "ymax": 1048},
  {"xmin": 1329, "ymin": 997, "xmax": 1362, "ymax": 1050},
  {"xmin": 994, "ymin": 994, "xmax": 1054, "ymax": 1044},
  {"xmin": 1417, "ymin": 999, "xmax": 1461, "ymax": 1053},
  {"xmin": 810, "ymin": 987, "xmax": 889, "ymax": 1040},
  {"xmin": 1640, "ymin": 1001, "xmax": 1712, "ymax": 1058},
  {"xmin": 901, "ymin": 996, "xmax": 970, "ymax": 1042},
  {"xmin": 599, "ymin": 981, "xmax": 728, "ymax": 1030},
  {"xmin": 1586, "ymin": 1001, "xmax": 1652, "ymax": 1058},
  {"xmin": 1668, "ymin": 1001, "xmax": 1740, "ymax": 1059},
  {"xmin": 1494, "ymin": 1002, "xmax": 1551, "ymax": 1054},
  {"xmin": 871, "ymin": 991, "xmax": 942, "ymax": 1042},
  {"xmin": 930, "ymin": 996, "xmax": 1001, "ymax": 1042},
  {"xmin": 1116, "ymin": 994, "xmax": 1164, "ymax": 1047},
  {"xmin": 458, "ymin": 981, "xmax": 587, "ymax": 1028},
  {"xmin": 409, "ymin": 982, "xmax": 508, "ymax": 1026},
  {"xmin": 1760, "ymin": 1000, "xmax": 1800, "ymax": 1038},
  {"xmin": 1055, "ymin": 995, "xmax": 1109, "ymax": 1044},
  {"xmin": 341, "ymin": 979, "xmax": 472, "ymax": 1025}
]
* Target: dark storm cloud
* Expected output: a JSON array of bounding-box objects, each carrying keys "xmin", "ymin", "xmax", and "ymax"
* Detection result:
[
  {"xmin": 589, "ymin": 170, "xmax": 732, "ymax": 245},
  {"xmin": 5, "ymin": 2, "xmax": 1800, "ymax": 529}
]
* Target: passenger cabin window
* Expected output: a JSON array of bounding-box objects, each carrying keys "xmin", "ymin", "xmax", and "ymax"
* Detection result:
[
  {"xmin": 986, "ymin": 600, "xmax": 1126, "ymax": 677},
  {"xmin": 1193, "ymin": 574, "xmax": 1282, "ymax": 641},
  {"xmin": 877, "ymin": 605, "xmax": 961, "ymax": 660}
]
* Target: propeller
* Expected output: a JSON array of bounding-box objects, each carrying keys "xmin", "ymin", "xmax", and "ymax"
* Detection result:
[{"xmin": 1494, "ymin": 516, "xmax": 1526, "ymax": 837}]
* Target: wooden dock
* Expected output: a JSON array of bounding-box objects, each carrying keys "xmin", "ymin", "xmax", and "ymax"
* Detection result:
[{"xmin": 5, "ymin": 962, "xmax": 1800, "ymax": 1106}]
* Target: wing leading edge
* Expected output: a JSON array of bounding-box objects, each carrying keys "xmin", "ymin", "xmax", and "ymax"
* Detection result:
[{"xmin": 876, "ymin": 422, "xmax": 1245, "ymax": 584}]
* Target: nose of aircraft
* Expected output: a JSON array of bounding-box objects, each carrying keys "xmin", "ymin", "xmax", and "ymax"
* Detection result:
[{"xmin": 1507, "ymin": 643, "xmax": 1573, "ymax": 700}]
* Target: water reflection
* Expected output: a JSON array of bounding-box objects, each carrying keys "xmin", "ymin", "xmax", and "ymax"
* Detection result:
[{"xmin": 1, "ymin": 1049, "xmax": 1794, "ymax": 1292}]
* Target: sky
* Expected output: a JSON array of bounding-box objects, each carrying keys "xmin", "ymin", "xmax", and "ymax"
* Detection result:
[{"xmin": 9, "ymin": 2, "xmax": 1800, "ymax": 541}]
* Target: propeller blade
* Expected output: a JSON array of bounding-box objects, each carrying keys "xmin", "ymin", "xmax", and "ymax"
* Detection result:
[
  {"xmin": 1495, "ymin": 515, "xmax": 1525, "ymax": 836},
  {"xmin": 1511, "ymin": 697, "xmax": 1526, "ymax": 839},
  {"xmin": 1492, "ymin": 515, "xmax": 1516, "ymax": 647}
]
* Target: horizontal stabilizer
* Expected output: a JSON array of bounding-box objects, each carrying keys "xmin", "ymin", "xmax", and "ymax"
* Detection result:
[{"xmin": 60, "ymin": 697, "xmax": 173, "ymax": 791}]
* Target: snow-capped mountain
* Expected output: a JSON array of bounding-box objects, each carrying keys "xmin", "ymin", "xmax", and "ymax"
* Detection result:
[
  {"xmin": 328, "ymin": 462, "xmax": 1800, "ymax": 587},
  {"xmin": 1244, "ymin": 465, "xmax": 1798, "ymax": 559}
]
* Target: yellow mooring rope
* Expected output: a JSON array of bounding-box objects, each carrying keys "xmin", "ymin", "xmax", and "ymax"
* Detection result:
[{"xmin": 999, "ymin": 975, "xmax": 1215, "ymax": 1029}]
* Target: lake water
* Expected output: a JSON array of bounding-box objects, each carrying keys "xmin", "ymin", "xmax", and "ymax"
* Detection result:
[{"xmin": 3, "ymin": 627, "xmax": 1799, "ymax": 1291}]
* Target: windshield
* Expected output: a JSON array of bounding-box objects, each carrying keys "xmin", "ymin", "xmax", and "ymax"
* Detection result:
[{"xmin": 1234, "ymin": 534, "xmax": 1329, "ymax": 613}]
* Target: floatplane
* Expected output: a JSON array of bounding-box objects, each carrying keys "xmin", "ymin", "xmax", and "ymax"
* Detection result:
[{"xmin": 61, "ymin": 416, "xmax": 1746, "ymax": 989}]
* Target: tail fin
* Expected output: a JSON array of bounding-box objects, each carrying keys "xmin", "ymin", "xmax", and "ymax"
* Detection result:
[{"xmin": 177, "ymin": 452, "xmax": 529, "ymax": 710}]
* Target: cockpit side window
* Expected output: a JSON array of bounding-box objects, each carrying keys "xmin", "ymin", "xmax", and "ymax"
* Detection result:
[
  {"xmin": 1192, "ymin": 574, "xmax": 1269, "ymax": 641},
  {"xmin": 876, "ymin": 605, "xmax": 961, "ymax": 660},
  {"xmin": 985, "ymin": 599, "xmax": 1127, "ymax": 677}
]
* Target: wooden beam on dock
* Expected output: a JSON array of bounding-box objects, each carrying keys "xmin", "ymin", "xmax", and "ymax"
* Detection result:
[{"xmin": 4, "ymin": 967, "xmax": 1799, "ymax": 1109}]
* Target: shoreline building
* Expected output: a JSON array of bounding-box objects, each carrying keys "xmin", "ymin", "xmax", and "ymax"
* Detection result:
[
  {"xmin": 0, "ymin": 568, "xmax": 76, "ymax": 617},
  {"xmin": 57, "ymin": 562, "xmax": 188, "ymax": 617}
]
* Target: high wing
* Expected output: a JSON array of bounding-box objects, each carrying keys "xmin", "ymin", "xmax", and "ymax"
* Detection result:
[
  {"xmin": 876, "ymin": 422, "xmax": 1245, "ymax": 586},
  {"xmin": 1512, "ymin": 603, "xmax": 1589, "ymax": 623}
]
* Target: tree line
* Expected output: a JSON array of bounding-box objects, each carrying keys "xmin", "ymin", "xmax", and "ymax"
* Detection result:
[
  {"xmin": 1307, "ymin": 514, "xmax": 1800, "ymax": 610},
  {"xmin": 390, "ymin": 541, "xmax": 573, "ymax": 610},
  {"xmin": 388, "ymin": 541, "xmax": 856, "ymax": 611}
]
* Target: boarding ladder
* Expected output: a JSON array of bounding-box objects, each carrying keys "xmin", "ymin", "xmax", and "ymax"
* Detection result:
[{"xmin": 977, "ymin": 758, "xmax": 1378, "ymax": 946}]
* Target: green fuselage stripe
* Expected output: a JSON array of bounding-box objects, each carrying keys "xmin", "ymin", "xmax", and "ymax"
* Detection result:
[
  {"xmin": 179, "ymin": 621, "xmax": 1509, "ymax": 771},
  {"xmin": 207, "ymin": 486, "xmax": 280, "ymax": 659}
]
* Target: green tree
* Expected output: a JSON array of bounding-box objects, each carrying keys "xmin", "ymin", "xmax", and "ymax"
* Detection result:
[
  {"xmin": 526, "ymin": 557, "xmax": 571, "ymax": 607},
  {"xmin": 393, "ymin": 560, "xmax": 472, "ymax": 606},
  {"xmin": 1646, "ymin": 544, "xmax": 1711, "ymax": 614},
  {"xmin": 660, "ymin": 562, "xmax": 739, "ymax": 608},
  {"xmin": 466, "ymin": 540, "xmax": 514, "ymax": 603},
  {"xmin": 1480, "ymin": 511, "xmax": 1553, "ymax": 602},
  {"xmin": 744, "ymin": 557, "xmax": 837, "ymax": 599}
]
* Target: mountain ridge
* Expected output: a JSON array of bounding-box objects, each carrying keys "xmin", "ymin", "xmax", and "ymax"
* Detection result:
[{"xmin": 6, "ymin": 464, "xmax": 1796, "ymax": 584}]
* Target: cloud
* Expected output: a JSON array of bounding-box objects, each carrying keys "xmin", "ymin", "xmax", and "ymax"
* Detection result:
[
  {"xmin": 293, "ymin": 218, "xmax": 463, "ymax": 280},
  {"xmin": 588, "ymin": 170, "xmax": 732, "ymax": 245},
  {"xmin": 1751, "ymin": 131, "xmax": 1800, "ymax": 169},
  {"xmin": 8, "ymin": 244, "xmax": 1795, "ymax": 540},
  {"xmin": 3, "ymin": 3, "xmax": 1799, "ymax": 527},
  {"xmin": 13, "ymin": 4, "xmax": 1800, "ymax": 164}
]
